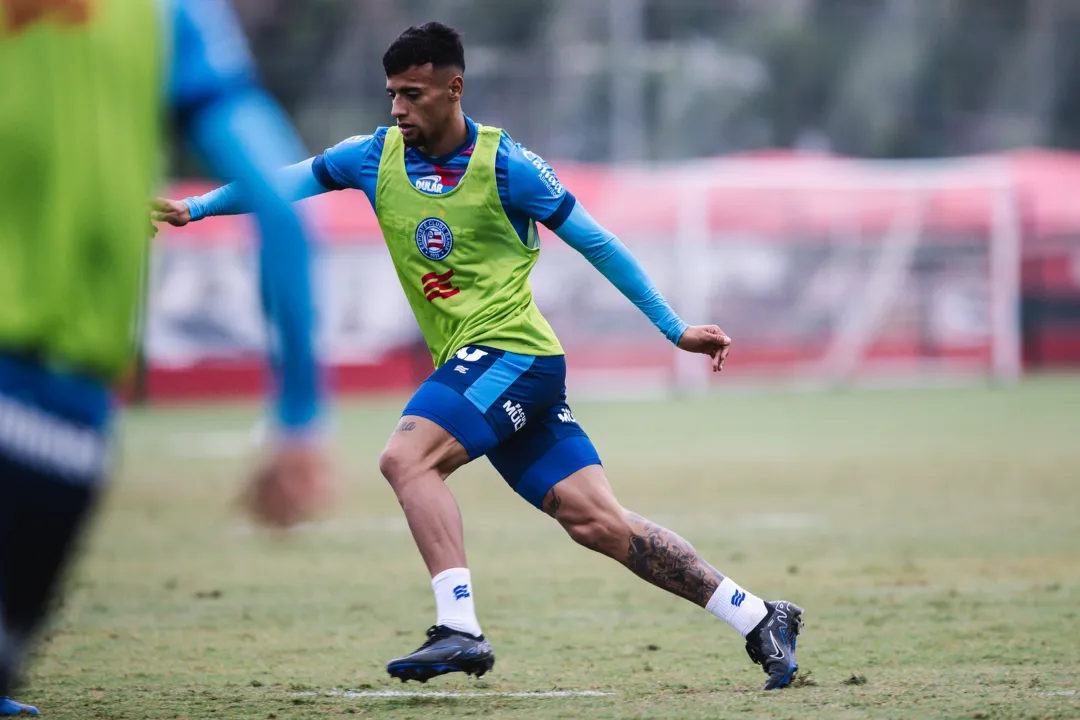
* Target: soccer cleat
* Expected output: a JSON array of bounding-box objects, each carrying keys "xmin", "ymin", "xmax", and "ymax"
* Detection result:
[
  {"xmin": 0, "ymin": 698, "xmax": 39, "ymax": 716},
  {"xmin": 744, "ymin": 600, "xmax": 804, "ymax": 690},
  {"xmin": 386, "ymin": 625, "xmax": 495, "ymax": 683}
]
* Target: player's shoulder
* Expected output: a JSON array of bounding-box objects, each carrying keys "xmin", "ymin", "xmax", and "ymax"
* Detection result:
[
  {"xmin": 331, "ymin": 127, "xmax": 390, "ymax": 151},
  {"xmin": 321, "ymin": 127, "xmax": 389, "ymax": 171},
  {"xmin": 495, "ymin": 129, "xmax": 539, "ymax": 160},
  {"xmin": 503, "ymin": 135, "xmax": 566, "ymax": 199}
]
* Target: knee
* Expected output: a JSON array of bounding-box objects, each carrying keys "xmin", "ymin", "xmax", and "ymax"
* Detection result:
[
  {"xmin": 378, "ymin": 446, "xmax": 414, "ymax": 490},
  {"xmin": 564, "ymin": 518, "xmax": 608, "ymax": 551},
  {"xmin": 561, "ymin": 508, "xmax": 629, "ymax": 553}
]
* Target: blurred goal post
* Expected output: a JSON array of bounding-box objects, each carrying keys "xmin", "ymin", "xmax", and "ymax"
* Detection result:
[
  {"xmin": 542, "ymin": 154, "xmax": 1022, "ymax": 398},
  {"xmin": 666, "ymin": 156, "xmax": 1022, "ymax": 392}
]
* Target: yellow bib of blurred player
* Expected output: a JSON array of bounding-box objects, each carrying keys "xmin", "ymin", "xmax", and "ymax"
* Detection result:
[
  {"xmin": 0, "ymin": 0, "xmax": 160, "ymax": 380},
  {"xmin": 375, "ymin": 125, "xmax": 564, "ymax": 368}
]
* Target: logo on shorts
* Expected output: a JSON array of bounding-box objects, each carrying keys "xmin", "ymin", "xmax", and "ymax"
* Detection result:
[
  {"xmin": 416, "ymin": 218, "xmax": 454, "ymax": 261},
  {"xmin": 557, "ymin": 408, "xmax": 577, "ymax": 424},
  {"xmin": 503, "ymin": 400, "xmax": 527, "ymax": 432},
  {"xmin": 455, "ymin": 348, "xmax": 488, "ymax": 362}
]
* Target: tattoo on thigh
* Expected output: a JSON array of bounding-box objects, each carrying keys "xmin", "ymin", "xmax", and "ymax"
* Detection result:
[
  {"xmin": 543, "ymin": 489, "xmax": 562, "ymax": 518},
  {"xmin": 625, "ymin": 513, "xmax": 724, "ymax": 607},
  {"xmin": 396, "ymin": 420, "xmax": 417, "ymax": 432}
]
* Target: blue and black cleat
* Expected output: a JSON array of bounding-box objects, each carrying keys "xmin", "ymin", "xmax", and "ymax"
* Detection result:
[
  {"xmin": 744, "ymin": 600, "xmax": 804, "ymax": 690},
  {"xmin": 0, "ymin": 698, "xmax": 39, "ymax": 716},
  {"xmin": 386, "ymin": 625, "xmax": 495, "ymax": 683}
]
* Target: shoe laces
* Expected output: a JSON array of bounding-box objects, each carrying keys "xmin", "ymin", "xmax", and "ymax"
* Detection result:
[{"xmin": 419, "ymin": 625, "xmax": 455, "ymax": 649}]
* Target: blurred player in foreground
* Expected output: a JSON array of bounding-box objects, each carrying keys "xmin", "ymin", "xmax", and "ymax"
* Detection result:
[
  {"xmin": 0, "ymin": 0, "xmax": 327, "ymax": 714},
  {"xmin": 157, "ymin": 22, "xmax": 804, "ymax": 691}
]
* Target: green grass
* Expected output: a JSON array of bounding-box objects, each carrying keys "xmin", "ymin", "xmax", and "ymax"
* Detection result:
[{"xmin": 20, "ymin": 377, "xmax": 1080, "ymax": 719}]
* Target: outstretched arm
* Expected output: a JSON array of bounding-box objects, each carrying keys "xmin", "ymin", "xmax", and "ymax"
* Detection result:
[
  {"xmin": 553, "ymin": 202, "xmax": 687, "ymax": 345},
  {"xmin": 502, "ymin": 139, "xmax": 731, "ymax": 369},
  {"xmin": 553, "ymin": 203, "xmax": 731, "ymax": 370},
  {"xmin": 152, "ymin": 158, "xmax": 329, "ymax": 224},
  {"xmin": 194, "ymin": 158, "xmax": 328, "ymax": 219},
  {"xmin": 154, "ymin": 129, "xmax": 383, "ymax": 226}
]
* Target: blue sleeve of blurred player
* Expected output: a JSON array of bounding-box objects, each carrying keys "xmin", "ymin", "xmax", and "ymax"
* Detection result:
[
  {"xmin": 169, "ymin": 0, "xmax": 254, "ymax": 113},
  {"xmin": 505, "ymin": 143, "xmax": 688, "ymax": 345},
  {"xmin": 170, "ymin": 0, "xmax": 322, "ymax": 434}
]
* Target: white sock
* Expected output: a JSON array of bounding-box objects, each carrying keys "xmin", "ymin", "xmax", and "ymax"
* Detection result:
[
  {"xmin": 706, "ymin": 577, "xmax": 769, "ymax": 637},
  {"xmin": 431, "ymin": 568, "xmax": 482, "ymax": 637}
]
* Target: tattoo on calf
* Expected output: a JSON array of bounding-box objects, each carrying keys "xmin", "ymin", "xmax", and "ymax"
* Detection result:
[
  {"xmin": 625, "ymin": 513, "xmax": 724, "ymax": 606},
  {"xmin": 543, "ymin": 489, "xmax": 562, "ymax": 518},
  {"xmin": 396, "ymin": 420, "xmax": 417, "ymax": 432}
]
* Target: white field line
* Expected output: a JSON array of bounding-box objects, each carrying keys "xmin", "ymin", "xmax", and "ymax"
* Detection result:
[{"xmin": 295, "ymin": 689, "xmax": 614, "ymax": 699}]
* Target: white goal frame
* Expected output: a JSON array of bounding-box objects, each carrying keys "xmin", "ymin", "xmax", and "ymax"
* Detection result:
[{"xmin": 667, "ymin": 156, "xmax": 1022, "ymax": 392}]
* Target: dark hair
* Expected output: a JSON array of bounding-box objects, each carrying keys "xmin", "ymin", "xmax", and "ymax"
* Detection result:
[{"xmin": 383, "ymin": 22, "xmax": 465, "ymax": 77}]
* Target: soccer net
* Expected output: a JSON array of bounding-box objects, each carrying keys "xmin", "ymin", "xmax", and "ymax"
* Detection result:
[{"xmin": 536, "ymin": 155, "xmax": 1022, "ymax": 397}]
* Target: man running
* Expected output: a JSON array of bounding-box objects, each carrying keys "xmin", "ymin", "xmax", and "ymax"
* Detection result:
[{"xmin": 155, "ymin": 22, "xmax": 804, "ymax": 691}]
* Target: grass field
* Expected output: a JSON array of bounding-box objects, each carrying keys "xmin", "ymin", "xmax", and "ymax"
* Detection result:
[{"xmin": 18, "ymin": 377, "xmax": 1080, "ymax": 719}]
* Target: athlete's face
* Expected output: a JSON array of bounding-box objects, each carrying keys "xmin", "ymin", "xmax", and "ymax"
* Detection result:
[{"xmin": 386, "ymin": 64, "xmax": 463, "ymax": 149}]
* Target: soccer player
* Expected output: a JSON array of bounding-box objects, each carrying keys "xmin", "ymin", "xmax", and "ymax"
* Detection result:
[
  {"xmin": 155, "ymin": 22, "xmax": 804, "ymax": 691},
  {"xmin": 0, "ymin": 0, "xmax": 328, "ymax": 714}
]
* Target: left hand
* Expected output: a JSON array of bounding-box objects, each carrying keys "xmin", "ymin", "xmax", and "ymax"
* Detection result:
[{"xmin": 677, "ymin": 325, "xmax": 732, "ymax": 372}]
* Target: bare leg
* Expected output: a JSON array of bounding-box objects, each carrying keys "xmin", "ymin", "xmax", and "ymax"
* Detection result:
[
  {"xmin": 623, "ymin": 511, "xmax": 725, "ymax": 606},
  {"xmin": 378, "ymin": 417, "xmax": 470, "ymax": 576},
  {"xmin": 542, "ymin": 465, "xmax": 724, "ymax": 607},
  {"xmin": 541, "ymin": 464, "xmax": 804, "ymax": 690},
  {"xmin": 381, "ymin": 416, "xmax": 494, "ymax": 682}
]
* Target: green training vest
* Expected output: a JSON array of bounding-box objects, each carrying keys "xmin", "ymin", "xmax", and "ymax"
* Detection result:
[
  {"xmin": 0, "ymin": 1, "xmax": 160, "ymax": 380},
  {"xmin": 375, "ymin": 124, "xmax": 564, "ymax": 368}
]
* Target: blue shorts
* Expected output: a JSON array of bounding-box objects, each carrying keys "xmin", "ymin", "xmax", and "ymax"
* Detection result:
[
  {"xmin": 0, "ymin": 353, "xmax": 107, "ymax": 695},
  {"xmin": 403, "ymin": 346, "xmax": 601, "ymax": 509}
]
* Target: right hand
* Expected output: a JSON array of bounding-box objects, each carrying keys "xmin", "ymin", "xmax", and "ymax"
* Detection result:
[
  {"xmin": 242, "ymin": 440, "xmax": 334, "ymax": 530},
  {"xmin": 151, "ymin": 197, "xmax": 192, "ymax": 227}
]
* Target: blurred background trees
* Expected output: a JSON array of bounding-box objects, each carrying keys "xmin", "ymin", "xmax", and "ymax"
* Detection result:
[{"xmin": 174, "ymin": 0, "xmax": 1080, "ymax": 173}]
